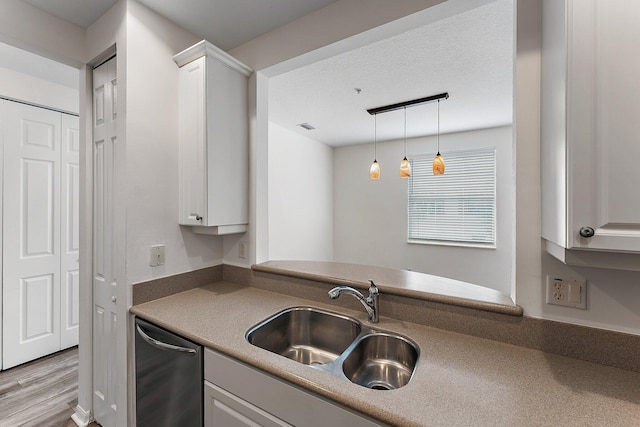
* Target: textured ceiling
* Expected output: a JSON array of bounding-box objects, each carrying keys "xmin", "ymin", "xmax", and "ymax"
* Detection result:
[{"xmin": 269, "ymin": 0, "xmax": 514, "ymax": 147}]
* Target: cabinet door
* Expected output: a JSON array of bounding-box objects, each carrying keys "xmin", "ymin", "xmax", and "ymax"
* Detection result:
[
  {"xmin": 568, "ymin": 0, "xmax": 640, "ymax": 251},
  {"xmin": 204, "ymin": 381, "xmax": 290, "ymax": 427},
  {"xmin": 60, "ymin": 113, "xmax": 80, "ymax": 349},
  {"xmin": 178, "ymin": 56, "xmax": 207, "ymax": 226}
]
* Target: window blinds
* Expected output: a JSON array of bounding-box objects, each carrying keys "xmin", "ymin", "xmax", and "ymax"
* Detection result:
[{"xmin": 407, "ymin": 147, "xmax": 496, "ymax": 247}]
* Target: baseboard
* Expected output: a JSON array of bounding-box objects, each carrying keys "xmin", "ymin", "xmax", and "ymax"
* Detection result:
[{"xmin": 71, "ymin": 404, "xmax": 93, "ymax": 427}]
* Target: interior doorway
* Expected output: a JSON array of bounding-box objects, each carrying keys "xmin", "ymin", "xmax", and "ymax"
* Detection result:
[
  {"xmin": 0, "ymin": 42, "xmax": 81, "ymax": 370},
  {"xmin": 1, "ymin": 99, "xmax": 79, "ymax": 369}
]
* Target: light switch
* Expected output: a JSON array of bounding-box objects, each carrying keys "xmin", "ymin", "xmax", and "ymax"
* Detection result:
[
  {"xmin": 150, "ymin": 245, "xmax": 165, "ymax": 267},
  {"xmin": 568, "ymin": 283, "xmax": 581, "ymax": 304}
]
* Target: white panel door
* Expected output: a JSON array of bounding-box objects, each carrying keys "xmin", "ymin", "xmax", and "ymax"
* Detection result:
[
  {"xmin": 0, "ymin": 101, "xmax": 3, "ymax": 370},
  {"xmin": 2, "ymin": 102, "xmax": 61, "ymax": 370},
  {"xmin": 60, "ymin": 114, "xmax": 80, "ymax": 349},
  {"xmin": 92, "ymin": 56, "xmax": 118, "ymax": 427}
]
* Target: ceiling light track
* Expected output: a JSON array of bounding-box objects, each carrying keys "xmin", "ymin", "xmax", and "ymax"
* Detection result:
[{"xmin": 366, "ymin": 92, "xmax": 449, "ymax": 116}]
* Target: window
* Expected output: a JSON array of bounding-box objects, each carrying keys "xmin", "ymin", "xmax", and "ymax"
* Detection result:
[{"xmin": 407, "ymin": 147, "xmax": 496, "ymax": 247}]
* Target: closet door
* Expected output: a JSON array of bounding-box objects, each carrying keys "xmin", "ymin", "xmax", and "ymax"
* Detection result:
[
  {"xmin": 2, "ymin": 102, "xmax": 61, "ymax": 369},
  {"xmin": 60, "ymin": 114, "xmax": 80, "ymax": 349}
]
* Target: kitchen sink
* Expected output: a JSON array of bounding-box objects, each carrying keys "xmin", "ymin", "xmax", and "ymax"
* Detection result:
[
  {"xmin": 342, "ymin": 333, "xmax": 418, "ymax": 390},
  {"xmin": 246, "ymin": 307, "xmax": 362, "ymax": 365},
  {"xmin": 246, "ymin": 307, "xmax": 419, "ymax": 390}
]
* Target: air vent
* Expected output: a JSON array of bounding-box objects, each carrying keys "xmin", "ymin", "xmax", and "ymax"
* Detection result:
[{"xmin": 297, "ymin": 123, "xmax": 315, "ymax": 130}]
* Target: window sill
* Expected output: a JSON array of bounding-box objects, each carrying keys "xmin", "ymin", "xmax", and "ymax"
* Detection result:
[{"xmin": 407, "ymin": 239, "xmax": 496, "ymax": 249}]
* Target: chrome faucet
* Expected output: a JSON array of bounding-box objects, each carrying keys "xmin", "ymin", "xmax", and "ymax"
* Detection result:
[{"xmin": 328, "ymin": 280, "xmax": 379, "ymax": 323}]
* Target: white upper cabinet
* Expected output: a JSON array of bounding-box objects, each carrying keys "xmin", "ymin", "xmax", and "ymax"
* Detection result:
[
  {"xmin": 174, "ymin": 41, "xmax": 252, "ymax": 235},
  {"xmin": 541, "ymin": 0, "xmax": 640, "ymax": 269}
]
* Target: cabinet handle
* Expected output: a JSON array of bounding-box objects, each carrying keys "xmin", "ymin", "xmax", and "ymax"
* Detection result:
[
  {"xmin": 579, "ymin": 227, "xmax": 595, "ymax": 238},
  {"xmin": 195, "ymin": 215, "xmax": 203, "ymax": 221}
]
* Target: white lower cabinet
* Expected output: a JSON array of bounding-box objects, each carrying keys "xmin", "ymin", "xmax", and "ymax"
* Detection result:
[
  {"xmin": 204, "ymin": 381, "xmax": 290, "ymax": 427},
  {"xmin": 204, "ymin": 348, "xmax": 385, "ymax": 427}
]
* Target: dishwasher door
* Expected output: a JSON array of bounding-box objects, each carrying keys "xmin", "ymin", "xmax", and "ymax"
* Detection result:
[{"xmin": 135, "ymin": 317, "xmax": 203, "ymax": 427}]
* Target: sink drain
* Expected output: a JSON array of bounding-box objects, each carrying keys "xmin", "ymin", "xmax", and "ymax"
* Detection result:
[{"xmin": 366, "ymin": 381, "xmax": 394, "ymax": 391}]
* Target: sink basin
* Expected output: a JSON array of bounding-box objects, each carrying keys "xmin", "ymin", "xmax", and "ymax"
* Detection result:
[
  {"xmin": 246, "ymin": 307, "xmax": 361, "ymax": 365},
  {"xmin": 246, "ymin": 307, "xmax": 420, "ymax": 390},
  {"xmin": 342, "ymin": 333, "xmax": 419, "ymax": 390}
]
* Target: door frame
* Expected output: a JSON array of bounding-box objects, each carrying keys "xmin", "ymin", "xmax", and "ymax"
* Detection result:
[
  {"xmin": 0, "ymin": 100, "xmax": 4, "ymax": 370},
  {"xmin": 75, "ymin": 43, "xmax": 130, "ymax": 427}
]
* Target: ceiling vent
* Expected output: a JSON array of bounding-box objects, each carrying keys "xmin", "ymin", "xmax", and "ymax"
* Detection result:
[{"xmin": 297, "ymin": 122, "xmax": 315, "ymax": 130}]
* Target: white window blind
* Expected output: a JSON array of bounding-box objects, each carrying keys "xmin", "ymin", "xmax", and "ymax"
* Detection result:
[{"xmin": 408, "ymin": 147, "xmax": 496, "ymax": 247}]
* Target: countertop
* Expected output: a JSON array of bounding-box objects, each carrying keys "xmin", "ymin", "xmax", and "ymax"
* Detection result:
[
  {"xmin": 253, "ymin": 260, "xmax": 522, "ymax": 316},
  {"xmin": 130, "ymin": 281, "xmax": 640, "ymax": 427}
]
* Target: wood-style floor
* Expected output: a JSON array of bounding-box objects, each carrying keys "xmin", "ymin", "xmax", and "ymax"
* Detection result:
[{"xmin": 0, "ymin": 347, "xmax": 98, "ymax": 427}]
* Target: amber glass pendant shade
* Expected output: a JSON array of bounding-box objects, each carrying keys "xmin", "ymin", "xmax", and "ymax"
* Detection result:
[
  {"xmin": 370, "ymin": 160, "xmax": 381, "ymax": 180},
  {"xmin": 400, "ymin": 157, "xmax": 411, "ymax": 178},
  {"xmin": 433, "ymin": 152, "xmax": 445, "ymax": 175}
]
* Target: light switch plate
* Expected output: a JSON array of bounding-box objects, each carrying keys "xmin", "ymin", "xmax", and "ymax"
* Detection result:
[
  {"xmin": 150, "ymin": 245, "xmax": 165, "ymax": 267},
  {"xmin": 545, "ymin": 275, "xmax": 587, "ymax": 309}
]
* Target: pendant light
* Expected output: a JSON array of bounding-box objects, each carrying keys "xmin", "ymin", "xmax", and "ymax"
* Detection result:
[
  {"xmin": 433, "ymin": 99, "xmax": 445, "ymax": 175},
  {"xmin": 369, "ymin": 114, "xmax": 380, "ymax": 180},
  {"xmin": 400, "ymin": 106, "xmax": 411, "ymax": 178},
  {"xmin": 366, "ymin": 92, "xmax": 448, "ymax": 179}
]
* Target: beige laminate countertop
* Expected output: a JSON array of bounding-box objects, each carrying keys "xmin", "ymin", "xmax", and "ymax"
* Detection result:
[
  {"xmin": 130, "ymin": 281, "xmax": 640, "ymax": 427},
  {"xmin": 254, "ymin": 260, "xmax": 523, "ymax": 316}
]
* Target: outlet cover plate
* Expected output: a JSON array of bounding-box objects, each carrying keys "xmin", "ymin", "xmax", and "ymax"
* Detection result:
[{"xmin": 545, "ymin": 275, "xmax": 587, "ymax": 309}]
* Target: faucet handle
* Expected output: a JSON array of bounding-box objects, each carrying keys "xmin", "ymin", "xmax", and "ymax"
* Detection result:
[{"xmin": 368, "ymin": 280, "xmax": 379, "ymax": 295}]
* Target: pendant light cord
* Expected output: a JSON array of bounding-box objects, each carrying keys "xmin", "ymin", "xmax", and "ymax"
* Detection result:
[
  {"xmin": 403, "ymin": 107, "xmax": 407, "ymax": 157},
  {"xmin": 374, "ymin": 113, "xmax": 377, "ymax": 160},
  {"xmin": 437, "ymin": 99, "xmax": 440, "ymax": 154}
]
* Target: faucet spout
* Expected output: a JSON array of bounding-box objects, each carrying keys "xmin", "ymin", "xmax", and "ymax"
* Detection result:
[{"xmin": 328, "ymin": 280, "xmax": 379, "ymax": 323}]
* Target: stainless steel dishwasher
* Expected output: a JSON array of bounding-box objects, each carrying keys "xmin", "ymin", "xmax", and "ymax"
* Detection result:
[{"xmin": 135, "ymin": 317, "xmax": 203, "ymax": 426}]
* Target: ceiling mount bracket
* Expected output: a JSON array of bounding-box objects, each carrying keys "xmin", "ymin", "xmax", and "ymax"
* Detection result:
[{"xmin": 366, "ymin": 92, "xmax": 449, "ymax": 115}]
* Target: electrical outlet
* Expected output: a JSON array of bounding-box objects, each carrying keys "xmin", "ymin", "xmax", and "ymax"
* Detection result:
[
  {"xmin": 238, "ymin": 242, "xmax": 246, "ymax": 259},
  {"xmin": 545, "ymin": 275, "xmax": 587, "ymax": 309},
  {"xmin": 150, "ymin": 245, "xmax": 165, "ymax": 267}
]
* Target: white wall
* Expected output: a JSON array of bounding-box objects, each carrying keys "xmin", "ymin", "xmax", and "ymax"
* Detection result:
[
  {"xmin": 229, "ymin": 0, "xmax": 446, "ymax": 73},
  {"xmin": 232, "ymin": 0, "xmax": 640, "ymax": 336},
  {"xmin": 0, "ymin": 67, "xmax": 78, "ymax": 114},
  {"xmin": 0, "ymin": 0, "xmax": 85, "ymax": 67},
  {"xmin": 124, "ymin": 1, "xmax": 219, "ymax": 285},
  {"xmin": 268, "ymin": 122, "xmax": 334, "ymax": 261},
  {"xmin": 0, "ymin": 1, "xmax": 81, "ymax": 113},
  {"xmin": 334, "ymin": 126, "xmax": 513, "ymax": 295},
  {"xmin": 80, "ymin": 1, "xmax": 210, "ymax": 423},
  {"xmin": 229, "ymin": 0, "xmax": 500, "ymax": 270}
]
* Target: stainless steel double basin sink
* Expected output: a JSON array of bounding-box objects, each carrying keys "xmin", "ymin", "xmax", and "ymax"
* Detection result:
[{"xmin": 246, "ymin": 307, "xmax": 419, "ymax": 390}]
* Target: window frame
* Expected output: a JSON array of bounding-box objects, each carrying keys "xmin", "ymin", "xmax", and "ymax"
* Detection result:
[{"xmin": 407, "ymin": 147, "xmax": 497, "ymax": 249}]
